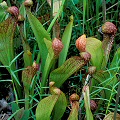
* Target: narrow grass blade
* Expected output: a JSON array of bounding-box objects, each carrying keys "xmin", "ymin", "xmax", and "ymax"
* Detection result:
[
  {"xmin": 92, "ymin": 70, "xmax": 118, "ymax": 111},
  {"xmin": 96, "ymin": 0, "xmax": 100, "ymax": 37},
  {"xmin": 9, "ymin": 51, "xmax": 23, "ymax": 67},
  {"xmin": 83, "ymin": 0, "xmax": 86, "ymax": 34},
  {"xmin": 10, "ymin": 70, "xmax": 21, "ymax": 86},
  {"xmin": 102, "ymin": 0, "xmax": 106, "ymax": 23},
  {"xmin": 114, "ymin": 81, "xmax": 120, "ymax": 120}
]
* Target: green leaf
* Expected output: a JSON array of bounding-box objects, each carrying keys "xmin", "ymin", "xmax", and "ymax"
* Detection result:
[
  {"xmin": 44, "ymin": 38, "xmax": 54, "ymax": 57},
  {"xmin": 0, "ymin": 17, "xmax": 22, "ymax": 97},
  {"xmin": 83, "ymin": 86, "xmax": 94, "ymax": 120},
  {"xmin": 52, "ymin": 92, "xmax": 67, "ymax": 120},
  {"xmin": 21, "ymin": 110, "xmax": 30, "ymax": 120},
  {"xmin": 11, "ymin": 108, "xmax": 29, "ymax": 120},
  {"xmin": 14, "ymin": 107, "xmax": 25, "ymax": 120},
  {"xmin": 68, "ymin": 102, "xmax": 79, "ymax": 120},
  {"xmin": 0, "ymin": 17, "xmax": 16, "ymax": 67},
  {"xmin": 36, "ymin": 95, "xmax": 59, "ymax": 120},
  {"xmin": 11, "ymin": 102, "xmax": 19, "ymax": 114},
  {"xmin": 20, "ymin": 4, "xmax": 32, "ymax": 67},
  {"xmin": 50, "ymin": 56, "xmax": 86, "ymax": 88},
  {"xmin": 110, "ymin": 47, "xmax": 120, "ymax": 73},
  {"xmin": 0, "ymin": 1, "xmax": 8, "ymax": 22},
  {"xmin": 23, "ymin": 51, "xmax": 32, "ymax": 67},
  {"xmin": 41, "ymin": 39, "xmax": 55, "ymax": 93},
  {"xmin": 37, "ymin": 83, "xmax": 67, "ymax": 120},
  {"xmin": 73, "ymin": 0, "xmax": 79, "ymax": 4},
  {"xmin": 19, "ymin": 3, "xmax": 27, "ymax": 38},
  {"xmin": 20, "ymin": 3, "xmax": 26, "ymax": 18},
  {"xmin": 86, "ymin": 37, "xmax": 104, "ymax": 70},
  {"xmin": 59, "ymin": 15, "xmax": 73, "ymax": 66},
  {"xmin": 68, "ymin": 108, "xmax": 78, "ymax": 120},
  {"xmin": 26, "ymin": 10, "xmax": 51, "ymax": 70}
]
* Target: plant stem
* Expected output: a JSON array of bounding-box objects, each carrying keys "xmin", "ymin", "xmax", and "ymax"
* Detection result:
[
  {"xmin": 83, "ymin": 0, "xmax": 86, "ymax": 34},
  {"xmin": 29, "ymin": 77, "xmax": 36, "ymax": 108},
  {"xmin": 25, "ymin": 88, "xmax": 29, "ymax": 110},
  {"xmin": 36, "ymin": 51, "xmax": 41, "ymax": 64},
  {"xmin": 102, "ymin": 0, "xmax": 106, "ymax": 23},
  {"xmin": 47, "ymin": 0, "xmax": 65, "ymax": 32}
]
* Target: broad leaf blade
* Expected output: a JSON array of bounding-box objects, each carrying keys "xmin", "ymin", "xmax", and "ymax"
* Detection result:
[
  {"xmin": 14, "ymin": 107, "xmax": 24, "ymax": 120},
  {"xmin": 44, "ymin": 38, "xmax": 54, "ymax": 57},
  {"xmin": 36, "ymin": 95, "xmax": 59, "ymax": 120},
  {"xmin": 0, "ymin": 17, "xmax": 16, "ymax": 66},
  {"xmin": 21, "ymin": 109, "xmax": 30, "ymax": 120},
  {"xmin": 86, "ymin": 37, "xmax": 104, "ymax": 70},
  {"xmin": 0, "ymin": 17, "xmax": 22, "ymax": 97},
  {"xmin": 50, "ymin": 56, "xmax": 86, "ymax": 88},
  {"xmin": 26, "ymin": 10, "xmax": 51, "ymax": 70},
  {"xmin": 52, "ymin": 91, "xmax": 67, "ymax": 120},
  {"xmin": 59, "ymin": 15, "xmax": 73, "ymax": 66},
  {"xmin": 11, "ymin": 102, "xmax": 19, "ymax": 114}
]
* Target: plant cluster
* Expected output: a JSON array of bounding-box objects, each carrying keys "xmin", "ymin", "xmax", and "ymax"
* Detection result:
[{"xmin": 0, "ymin": 0, "xmax": 119, "ymax": 120}]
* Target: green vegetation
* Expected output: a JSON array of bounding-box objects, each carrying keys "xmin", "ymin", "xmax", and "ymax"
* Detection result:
[{"xmin": 0, "ymin": 0, "xmax": 119, "ymax": 120}]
